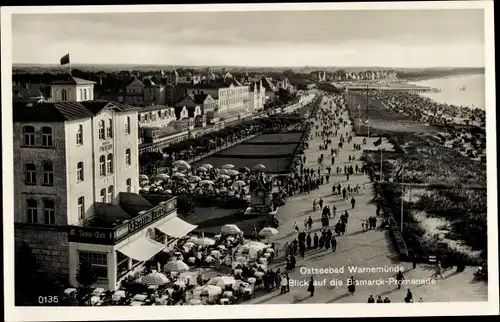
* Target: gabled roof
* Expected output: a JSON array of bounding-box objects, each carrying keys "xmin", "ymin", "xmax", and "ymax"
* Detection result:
[
  {"xmin": 127, "ymin": 78, "xmax": 145, "ymax": 87},
  {"xmin": 260, "ymin": 77, "xmax": 276, "ymax": 91},
  {"xmin": 13, "ymin": 99, "xmax": 136, "ymax": 123},
  {"xmin": 191, "ymin": 93, "xmax": 211, "ymax": 104},
  {"xmin": 51, "ymin": 77, "xmax": 97, "ymax": 85}
]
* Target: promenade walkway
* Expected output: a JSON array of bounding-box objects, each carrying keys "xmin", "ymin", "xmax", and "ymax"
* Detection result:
[{"xmin": 246, "ymin": 95, "xmax": 487, "ymax": 304}]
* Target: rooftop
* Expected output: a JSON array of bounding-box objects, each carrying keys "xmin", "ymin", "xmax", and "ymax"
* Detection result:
[
  {"xmin": 51, "ymin": 76, "xmax": 97, "ymax": 85},
  {"xmin": 13, "ymin": 99, "xmax": 137, "ymax": 123}
]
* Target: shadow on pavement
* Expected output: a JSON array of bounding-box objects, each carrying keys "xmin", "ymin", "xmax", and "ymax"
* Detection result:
[{"xmin": 326, "ymin": 292, "xmax": 351, "ymax": 303}]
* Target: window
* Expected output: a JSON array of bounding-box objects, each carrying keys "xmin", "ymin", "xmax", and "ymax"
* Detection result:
[
  {"xmin": 27, "ymin": 199, "xmax": 38, "ymax": 224},
  {"xmin": 43, "ymin": 200, "xmax": 55, "ymax": 225},
  {"xmin": 107, "ymin": 185, "xmax": 114, "ymax": 203},
  {"xmin": 41, "ymin": 127, "xmax": 53, "ymax": 147},
  {"xmin": 98, "ymin": 120, "xmax": 105, "ymax": 140},
  {"xmin": 99, "ymin": 155, "xmax": 106, "ymax": 176},
  {"xmin": 126, "ymin": 178, "xmax": 132, "ymax": 193},
  {"xmin": 125, "ymin": 116, "xmax": 131, "ymax": 134},
  {"xmin": 76, "ymin": 124, "xmax": 83, "ymax": 145},
  {"xmin": 78, "ymin": 251, "xmax": 108, "ymax": 280},
  {"xmin": 100, "ymin": 188, "xmax": 106, "ymax": 202},
  {"xmin": 77, "ymin": 196, "xmax": 85, "ymax": 220},
  {"xmin": 25, "ymin": 163, "xmax": 36, "ymax": 185},
  {"xmin": 116, "ymin": 251, "xmax": 129, "ymax": 276},
  {"xmin": 43, "ymin": 161, "xmax": 54, "ymax": 186},
  {"xmin": 23, "ymin": 126, "xmax": 35, "ymax": 146},
  {"xmin": 107, "ymin": 119, "xmax": 113, "ymax": 138},
  {"xmin": 106, "ymin": 154, "xmax": 113, "ymax": 174},
  {"xmin": 83, "ymin": 89, "xmax": 88, "ymax": 100},
  {"xmin": 80, "ymin": 89, "xmax": 83, "ymax": 99},
  {"xmin": 77, "ymin": 162, "xmax": 84, "ymax": 182},
  {"xmin": 61, "ymin": 89, "xmax": 68, "ymax": 101},
  {"xmin": 125, "ymin": 149, "xmax": 131, "ymax": 166}
]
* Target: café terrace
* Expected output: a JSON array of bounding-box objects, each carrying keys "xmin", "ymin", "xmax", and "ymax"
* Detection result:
[{"xmin": 68, "ymin": 193, "xmax": 197, "ymax": 290}]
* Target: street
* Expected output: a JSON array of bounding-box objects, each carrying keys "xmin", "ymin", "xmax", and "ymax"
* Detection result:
[{"xmin": 246, "ymin": 96, "xmax": 488, "ymax": 304}]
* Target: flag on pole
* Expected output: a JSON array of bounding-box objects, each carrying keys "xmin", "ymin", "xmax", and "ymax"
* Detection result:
[
  {"xmin": 363, "ymin": 118, "xmax": 370, "ymax": 124},
  {"xmin": 60, "ymin": 53, "xmax": 70, "ymax": 66},
  {"xmin": 373, "ymin": 137, "xmax": 382, "ymax": 147}
]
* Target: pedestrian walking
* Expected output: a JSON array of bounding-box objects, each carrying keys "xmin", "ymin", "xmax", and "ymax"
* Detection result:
[
  {"xmin": 396, "ymin": 270, "xmax": 405, "ymax": 289},
  {"xmin": 308, "ymin": 276, "xmax": 315, "ymax": 297},
  {"xmin": 351, "ymin": 197, "xmax": 356, "ymax": 209},
  {"xmin": 331, "ymin": 235, "xmax": 337, "ymax": 252},
  {"xmin": 435, "ymin": 261, "xmax": 443, "ymax": 278},
  {"xmin": 347, "ymin": 276, "xmax": 356, "ymax": 295}
]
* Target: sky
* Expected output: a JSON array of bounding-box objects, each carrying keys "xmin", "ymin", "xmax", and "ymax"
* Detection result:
[{"xmin": 11, "ymin": 9, "xmax": 485, "ymax": 68}]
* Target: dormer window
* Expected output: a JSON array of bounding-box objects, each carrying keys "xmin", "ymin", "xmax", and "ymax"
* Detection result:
[
  {"xmin": 61, "ymin": 89, "xmax": 68, "ymax": 101},
  {"xmin": 83, "ymin": 89, "xmax": 88, "ymax": 100}
]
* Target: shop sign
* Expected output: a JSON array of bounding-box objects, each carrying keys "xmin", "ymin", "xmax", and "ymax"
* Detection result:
[
  {"xmin": 115, "ymin": 198, "xmax": 177, "ymax": 240},
  {"xmin": 68, "ymin": 226, "xmax": 115, "ymax": 245},
  {"xmin": 99, "ymin": 141, "xmax": 113, "ymax": 153}
]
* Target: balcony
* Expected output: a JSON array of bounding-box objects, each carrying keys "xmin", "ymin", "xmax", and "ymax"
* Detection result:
[{"xmin": 68, "ymin": 195, "xmax": 177, "ymax": 245}]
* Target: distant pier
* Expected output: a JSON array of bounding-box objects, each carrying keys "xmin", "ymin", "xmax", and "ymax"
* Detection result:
[{"xmin": 333, "ymin": 81, "xmax": 441, "ymax": 94}]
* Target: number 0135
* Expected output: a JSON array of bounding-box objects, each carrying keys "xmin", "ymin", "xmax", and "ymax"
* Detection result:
[{"xmin": 38, "ymin": 296, "xmax": 59, "ymax": 305}]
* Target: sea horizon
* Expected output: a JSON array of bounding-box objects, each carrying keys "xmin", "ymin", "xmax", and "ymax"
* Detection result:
[{"xmin": 408, "ymin": 73, "xmax": 485, "ymax": 110}]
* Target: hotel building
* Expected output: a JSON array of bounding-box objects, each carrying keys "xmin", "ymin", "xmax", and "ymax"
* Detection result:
[{"xmin": 14, "ymin": 77, "xmax": 196, "ymax": 290}]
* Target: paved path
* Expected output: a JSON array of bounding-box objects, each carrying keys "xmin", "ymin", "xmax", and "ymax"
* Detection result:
[{"xmin": 246, "ymin": 95, "xmax": 488, "ymax": 304}]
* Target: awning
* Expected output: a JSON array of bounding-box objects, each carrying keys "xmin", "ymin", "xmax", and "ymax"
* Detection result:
[
  {"xmin": 118, "ymin": 237, "xmax": 165, "ymax": 262},
  {"xmin": 156, "ymin": 216, "xmax": 197, "ymax": 239}
]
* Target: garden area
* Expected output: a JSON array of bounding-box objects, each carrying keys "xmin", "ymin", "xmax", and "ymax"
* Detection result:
[
  {"xmin": 362, "ymin": 131, "xmax": 487, "ymax": 265},
  {"xmin": 216, "ymin": 142, "xmax": 297, "ymax": 157},
  {"xmin": 139, "ymin": 112, "xmax": 310, "ymax": 175},
  {"xmin": 346, "ymin": 91, "xmax": 440, "ymax": 136},
  {"xmin": 242, "ymin": 132, "xmax": 303, "ymax": 144}
]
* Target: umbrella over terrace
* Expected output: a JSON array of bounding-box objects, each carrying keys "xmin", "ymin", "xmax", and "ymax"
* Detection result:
[
  {"xmin": 194, "ymin": 237, "xmax": 216, "ymax": 246},
  {"xmin": 253, "ymin": 164, "xmax": 266, "ymax": 171},
  {"xmin": 152, "ymin": 173, "xmax": 169, "ymax": 181},
  {"xmin": 141, "ymin": 272, "xmax": 170, "ymax": 286},
  {"xmin": 199, "ymin": 180, "xmax": 215, "ymax": 185},
  {"xmin": 192, "ymin": 285, "xmax": 223, "ymax": 299},
  {"xmin": 188, "ymin": 175, "xmax": 202, "ymax": 183},
  {"xmin": 172, "ymin": 172, "xmax": 185, "ymax": 178},
  {"xmin": 202, "ymin": 164, "xmax": 213, "ymax": 169},
  {"xmin": 238, "ymin": 167, "xmax": 250, "ymax": 173},
  {"xmin": 207, "ymin": 276, "xmax": 236, "ymax": 289},
  {"xmin": 232, "ymin": 180, "xmax": 246, "ymax": 188},
  {"xmin": 196, "ymin": 166, "xmax": 208, "ymax": 172},
  {"xmin": 173, "ymin": 160, "xmax": 190, "ymax": 167},
  {"xmin": 227, "ymin": 169, "xmax": 239, "ymax": 176},
  {"xmin": 218, "ymin": 169, "xmax": 229, "ymax": 175},
  {"xmin": 139, "ymin": 174, "xmax": 149, "ymax": 180},
  {"xmin": 258, "ymin": 227, "xmax": 279, "ymax": 243},
  {"xmin": 218, "ymin": 174, "xmax": 230, "ymax": 180},
  {"xmin": 221, "ymin": 224, "xmax": 242, "ymax": 235},
  {"xmin": 164, "ymin": 260, "xmax": 190, "ymax": 273},
  {"xmin": 222, "ymin": 164, "xmax": 235, "ymax": 169}
]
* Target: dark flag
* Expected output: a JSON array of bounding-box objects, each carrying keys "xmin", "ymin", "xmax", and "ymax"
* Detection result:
[
  {"xmin": 373, "ymin": 137, "xmax": 382, "ymax": 147},
  {"xmin": 60, "ymin": 53, "xmax": 70, "ymax": 66}
]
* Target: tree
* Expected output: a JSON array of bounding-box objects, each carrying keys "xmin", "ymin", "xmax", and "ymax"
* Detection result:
[
  {"xmin": 76, "ymin": 261, "xmax": 98, "ymax": 289},
  {"xmin": 177, "ymin": 196, "xmax": 196, "ymax": 216}
]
